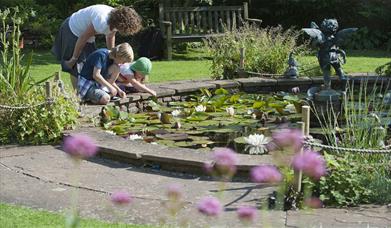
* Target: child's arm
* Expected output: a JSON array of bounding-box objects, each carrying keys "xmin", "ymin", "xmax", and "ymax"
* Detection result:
[
  {"xmin": 128, "ymin": 78, "xmax": 157, "ymax": 96},
  {"xmin": 107, "ymin": 65, "xmax": 126, "ymax": 98},
  {"xmin": 92, "ymin": 67, "xmax": 117, "ymax": 96}
]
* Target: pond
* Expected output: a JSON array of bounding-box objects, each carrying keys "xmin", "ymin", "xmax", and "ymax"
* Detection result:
[{"xmin": 100, "ymin": 88, "xmax": 307, "ymax": 154}]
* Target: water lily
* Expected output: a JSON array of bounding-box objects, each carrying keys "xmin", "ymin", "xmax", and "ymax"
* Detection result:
[
  {"xmin": 195, "ymin": 104, "xmax": 206, "ymax": 112},
  {"xmin": 285, "ymin": 103, "xmax": 296, "ymax": 113},
  {"xmin": 226, "ymin": 106, "xmax": 235, "ymax": 116},
  {"xmin": 247, "ymin": 109, "xmax": 253, "ymax": 115},
  {"xmin": 171, "ymin": 109, "xmax": 181, "ymax": 117},
  {"xmin": 244, "ymin": 134, "xmax": 272, "ymax": 154},
  {"xmin": 105, "ymin": 130, "xmax": 115, "ymax": 135},
  {"xmin": 127, "ymin": 134, "xmax": 143, "ymax": 141}
]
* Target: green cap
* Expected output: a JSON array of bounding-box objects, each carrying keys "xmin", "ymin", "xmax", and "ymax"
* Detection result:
[{"xmin": 130, "ymin": 57, "xmax": 152, "ymax": 76}]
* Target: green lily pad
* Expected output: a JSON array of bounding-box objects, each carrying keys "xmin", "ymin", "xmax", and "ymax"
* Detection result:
[
  {"xmin": 156, "ymin": 133, "xmax": 189, "ymax": 141},
  {"xmin": 234, "ymin": 136, "xmax": 247, "ymax": 144}
]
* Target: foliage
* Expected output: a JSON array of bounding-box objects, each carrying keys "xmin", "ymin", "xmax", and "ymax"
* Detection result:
[
  {"xmin": 312, "ymin": 82, "xmax": 391, "ymax": 206},
  {"xmin": 0, "ymin": 85, "xmax": 78, "ymax": 145},
  {"xmin": 317, "ymin": 152, "xmax": 372, "ymax": 206},
  {"xmin": 344, "ymin": 27, "xmax": 391, "ymax": 51},
  {"xmin": 375, "ymin": 61, "xmax": 391, "ymax": 76},
  {"xmin": 206, "ymin": 23, "xmax": 311, "ymax": 79}
]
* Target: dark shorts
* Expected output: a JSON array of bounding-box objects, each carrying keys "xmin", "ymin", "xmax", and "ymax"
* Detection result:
[{"xmin": 51, "ymin": 17, "xmax": 96, "ymax": 77}]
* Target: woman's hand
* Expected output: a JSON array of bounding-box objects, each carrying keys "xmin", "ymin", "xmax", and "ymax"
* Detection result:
[{"xmin": 64, "ymin": 57, "xmax": 77, "ymax": 70}]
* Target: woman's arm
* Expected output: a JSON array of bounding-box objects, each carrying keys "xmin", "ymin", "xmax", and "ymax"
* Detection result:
[
  {"xmin": 65, "ymin": 24, "xmax": 96, "ymax": 68},
  {"xmin": 128, "ymin": 78, "xmax": 157, "ymax": 96},
  {"xmin": 92, "ymin": 67, "xmax": 117, "ymax": 96},
  {"xmin": 106, "ymin": 31, "xmax": 116, "ymax": 49}
]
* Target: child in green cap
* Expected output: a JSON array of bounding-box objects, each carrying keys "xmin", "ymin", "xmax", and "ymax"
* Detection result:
[{"xmin": 117, "ymin": 57, "xmax": 157, "ymax": 96}]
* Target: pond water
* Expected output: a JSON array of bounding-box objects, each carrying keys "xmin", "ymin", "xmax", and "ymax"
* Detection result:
[{"xmin": 101, "ymin": 88, "xmax": 307, "ymax": 154}]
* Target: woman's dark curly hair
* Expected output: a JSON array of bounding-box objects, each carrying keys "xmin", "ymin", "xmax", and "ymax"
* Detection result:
[{"xmin": 108, "ymin": 6, "xmax": 142, "ymax": 36}]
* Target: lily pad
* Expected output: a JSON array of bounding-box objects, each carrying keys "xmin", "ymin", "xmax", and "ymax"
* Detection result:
[{"xmin": 156, "ymin": 133, "xmax": 189, "ymax": 141}]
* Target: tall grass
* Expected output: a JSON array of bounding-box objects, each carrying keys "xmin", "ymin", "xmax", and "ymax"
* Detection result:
[
  {"xmin": 0, "ymin": 7, "xmax": 50, "ymax": 103},
  {"xmin": 206, "ymin": 23, "xmax": 313, "ymax": 79},
  {"xmin": 313, "ymin": 80, "xmax": 391, "ymax": 205}
]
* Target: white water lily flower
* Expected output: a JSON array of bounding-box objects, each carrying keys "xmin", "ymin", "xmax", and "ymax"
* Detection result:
[
  {"xmin": 105, "ymin": 130, "xmax": 116, "ymax": 135},
  {"xmin": 247, "ymin": 109, "xmax": 254, "ymax": 115},
  {"xmin": 226, "ymin": 106, "xmax": 235, "ymax": 117},
  {"xmin": 285, "ymin": 103, "xmax": 296, "ymax": 113},
  {"xmin": 171, "ymin": 109, "xmax": 181, "ymax": 117},
  {"xmin": 127, "ymin": 134, "xmax": 143, "ymax": 141},
  {"xmin": 244, "ymin": 134, "xmax": 272, "ymax": 155},
  {"xmin": 195, "ymin": 104, "xmax": 206, "ymax": 112}
]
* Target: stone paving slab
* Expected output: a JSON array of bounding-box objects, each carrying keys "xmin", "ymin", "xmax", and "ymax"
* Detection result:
[
  {"xmin": 236, "ymin": 77, "xmax": 277, "ymax": 87},
  {"xmin": 212, "ymin": 80, "xmax": 241, "ymax": 89},
  {"xmin": 286, "ymin": 206, "xmax": 391, "ymax": 228},
  {"xmin": 159, "ymin": 81, "xmax": 217, "ymax": 93},
  {"xmin": 277, "ymin": 77, "xmax": 312, "ymax": 86}
]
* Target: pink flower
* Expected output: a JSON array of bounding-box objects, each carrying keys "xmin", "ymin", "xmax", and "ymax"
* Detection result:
[
  {"xmin": 304, "ymin": 197, "xmax": 323, "ymax": 208},
  {"xmin": 292, "ymin": 149, "xmax": 327, "ymax": 179},
  {"xmin": 212, "ymin": 147, "xmax": 239, "ymax": 175},
  {"xmin": 111, "ymin": 190, "xmax": 132, "ymax": 205},
  {"xmin": 237, "ymin": 206, "xmax": 258, "ymax": 224},
  {"xmin": 250, "ymin": 165, "xmax": 282, "ymax": 183},
  {"xmin": 203, "ymin": 162, "xmax": 214, "ymax": 174},
  {"xmin": 197, "ymin": 196, "xmax": 223, "ymax": 217},
  {"xmin": 272, "ymin": 128, "xmax": 303, "ymax": 152},
  {"xmin": 63, "ymin": 134, "xmax": 97, "ymax": 158},
  {"xmin": 291, "ymin": 87, "xmax": 300, "ymax": 94},
  {"xmin": 167, "ymin": 183, "xmax": 182, "ymax": 200}
]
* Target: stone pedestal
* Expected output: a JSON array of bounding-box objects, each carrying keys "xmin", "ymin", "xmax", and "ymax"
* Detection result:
[{"xmin": 311, "ymin": 89, "xmax": 343, "ymax": 127}]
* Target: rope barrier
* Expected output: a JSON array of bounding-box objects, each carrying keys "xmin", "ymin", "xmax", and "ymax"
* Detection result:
[
  {"xmin": 0, "ymin": 98, "xmax": 55, "ymax": 111},
  {"xmin": 304, "ymin": 138, "xmax": 391, "ymax": 154}
]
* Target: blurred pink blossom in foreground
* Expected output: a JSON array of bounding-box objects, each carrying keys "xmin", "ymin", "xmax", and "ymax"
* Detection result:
[
  {"xmin": 292, "ymin": 149, "xmax": 327, "ymax": 179},
  {"xmin": 237, "ymin": 205, "xmax": 258, "ymax": 224},
  {"xmin": 250, "ymin": 165, "xmax": 282, "ymax": 183},
  {"xmin": 197, "ymin": 196, "xmax": 222, "ymax": 217},
  {"xmin": 63, "ymin": 134, "xmax": 97, "ymax": 159},
  {"xmin": 272, "ymin": 128, "xmax": 303, "ymax": 152},
  {"xmin": 111, "ymin": 190, "xmax": 132, "ymax": 205},
  {"xmin": 167, "ymin": 183, "xmax": 183, "ymax": 200}
]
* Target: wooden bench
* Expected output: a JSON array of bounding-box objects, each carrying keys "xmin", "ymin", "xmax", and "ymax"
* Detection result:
[{"xmin": 159, "ymin": 2, "xmax": 261, "ymax": 60}]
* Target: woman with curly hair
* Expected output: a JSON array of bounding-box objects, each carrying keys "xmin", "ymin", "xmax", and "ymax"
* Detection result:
[{"xmin": 51, "ymin": 4, "xmax": 142, "ymax": 88}]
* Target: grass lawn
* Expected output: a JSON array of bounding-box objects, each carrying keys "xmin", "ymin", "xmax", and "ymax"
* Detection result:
[
  {"xmin": 28, "ymin": 48, "xmax": 389, "ymax": 88},
  {"xmin": 0, "ymin": 203, "xmax": 151, "ymax": 228}
]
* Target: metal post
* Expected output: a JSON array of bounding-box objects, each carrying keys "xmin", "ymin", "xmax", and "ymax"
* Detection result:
[{"xmin": 45, "ymin": 81, "xmax": 52, "ymax": 99}]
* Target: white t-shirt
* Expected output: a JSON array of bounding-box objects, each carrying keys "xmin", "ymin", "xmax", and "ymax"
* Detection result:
[
  {"xmin": 69, "ymin": 5, "xmax": 114, "ymax": 43},
  {"xmin": 119, "ymin": 63, "xmax": 134, "ymax": 80}
]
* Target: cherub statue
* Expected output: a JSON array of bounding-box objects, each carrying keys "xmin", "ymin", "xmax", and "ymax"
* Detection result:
[{"xmin": 302, "ymin": 19, "xmax": 357, "ymax": 91}]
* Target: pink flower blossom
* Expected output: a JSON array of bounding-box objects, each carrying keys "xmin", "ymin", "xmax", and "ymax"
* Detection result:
[
  {"xmin": 167, "ymin": 183, "xmax": 182, "ymax": 200},
  {"xmin": 272, "ymin": 128, "xmax": 303, "ymax": 152},
  {"xmin": 291, "ymin": 87, "xmax": 300, "ymax": 94},
  {"xmin": 292, "ymin": 149, "xmax": 327, "ymax": 179},
  {"xmin": 197, "ymin": 196, "xmax": 223, "ymax": 217},
  {"xmin": 212, "ymin": 147, "xmax": 239, "ymax": 175},
  {"xmin": 203, "ymin": 162, "xmax": 214, "ymax": 174},
  {"xmin": 237, "ymin": 206, "xmax": 258, "ymax": 224},
  {"xmin": 63, "ymin": 134, "xmax": 97, "ymax": 158},
  {"xmin": 250, "ymin": 165, "xmax": 282, "ymax": 183},
  {"xmin": 111, "ymin": 190, "xmax": 132, "ymax": 205}
]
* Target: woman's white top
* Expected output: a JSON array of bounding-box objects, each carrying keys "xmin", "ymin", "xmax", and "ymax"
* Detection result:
[{"xmin": 69, "ymin": 4, "xmax": 114, "ymax": 43}]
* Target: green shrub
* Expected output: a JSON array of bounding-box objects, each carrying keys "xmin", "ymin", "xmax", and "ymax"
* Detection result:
[
  {"xmin": 375, "ymin": 61, "xmax": 391, "ymax": 76},
  {"xmin": 0, "ymin": 86, "xmax": 78, "ymax": 145},
  {"xmin": 206, "ymin": 23, "xmax": 312, "ymax": 79}
]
